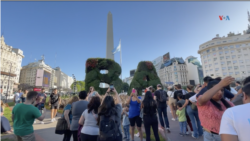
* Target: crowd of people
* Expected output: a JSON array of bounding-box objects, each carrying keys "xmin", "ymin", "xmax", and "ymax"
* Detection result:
[{"xmin": 2, "ymin": 75, "xmax": 250, "ymax": 141}]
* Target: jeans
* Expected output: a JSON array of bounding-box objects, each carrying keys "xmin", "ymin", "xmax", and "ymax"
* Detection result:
[
  {"xmin": 37, "ymin": 103, "xmax": 45, "ymax": 114},
  {"xmin": 179, "ymin": 121, "xmax": 187, "ymax": 134},
  {"xmin": 15, "ymin": 100, "xmax": 20, "ymax": 105},
  {"xmin": 203, "ymin": 131, "xmax": 221, "ymax": 141},
  {"xmin": 63, "ymin": 130, "xmax": 72, "ymax": 141},
  {"xmin": 143, "ymin": 115, "xmax": 160, "ymax": 141},
  {"xmin": 157, "ymin": 107, "xmax": 169, "ymax": 128},
  {"xmin": 186, "ymin": 105, "xmax": 203, "ymax": 138},
  {"xmin": 21, "ymin": 97, "xmax": 26, "ymax": 103},
  {"xmin": 123, "ymin": 124, "xmax": 130, "ymax": 141}
]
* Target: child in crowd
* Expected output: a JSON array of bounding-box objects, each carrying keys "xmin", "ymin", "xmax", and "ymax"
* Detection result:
[
  {"xmin": 122, "ymin": 104, "xmax": 130, "ymax": 141},
  {"xmin": 176, "ymin": 102, "xmax": 187, "ymax": 136}
]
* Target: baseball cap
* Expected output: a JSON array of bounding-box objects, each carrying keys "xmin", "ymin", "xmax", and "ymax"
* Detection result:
[{"xmin": 157, "ymin": 84, "xmax": 162, "ymax": 87}]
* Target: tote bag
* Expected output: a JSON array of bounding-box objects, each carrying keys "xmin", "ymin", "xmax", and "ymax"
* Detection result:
[{"xmin": 55, "ymin": 117, "xmax": 68, "ymax": 135}]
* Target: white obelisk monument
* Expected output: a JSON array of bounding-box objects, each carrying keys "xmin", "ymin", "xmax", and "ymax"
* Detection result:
[{"xmin": 106, "ymin": 11, "xmax": 114, "ymax": 60}]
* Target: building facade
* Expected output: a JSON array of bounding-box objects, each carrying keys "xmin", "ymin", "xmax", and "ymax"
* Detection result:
[
  {"xmin": 159, "ymin": 57, "xmax": 188, "ymax": 87},
  {"xmin": 185, "ymin": 56, "xmax": 204, "ymax": 85},
  {"xmin": 152, "ymin": 56, "xmax": 163, "ymax": 76},
  {"xmin": 54, "ymin": 67, "xmax": 73, "ymax": 89},
  {"xmin": 1, "ymin": 35, "xmax": 24, "ymax": 94}
]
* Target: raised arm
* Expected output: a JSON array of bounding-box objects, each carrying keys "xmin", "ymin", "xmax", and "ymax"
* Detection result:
[
  {"xmin": 194, "ymin": 84, "xmax": 200, "ymax": 94},
  {"xmin": 198, "ymin": 76, "xmax": 234, "ymax": 106},
  {"xmin": 127, "ymin": 93, "xmax": 132, "ymax": 105},
  {"xmin": 113, "ymin": 88, "xmax": 121, "ymax": 105}
]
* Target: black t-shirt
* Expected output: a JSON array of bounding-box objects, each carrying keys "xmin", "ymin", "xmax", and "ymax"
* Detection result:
[
  {"xmin": 143, "ymin": 101, "xmax": 157, "ymax": 115},
  {"xmin": 173, "ymin": 90, "xmax": 183, "ymax": 102},
  {"xmin": 50, "ymin": 93, "xmax": 60, "ymax": 105},
  {"xmin": 154, "ymin": 89, "xmax": 168, "ymax": 108},
  {"xmin": 185, "ymin": 92, "xmax": 196, "ymax": 105}
]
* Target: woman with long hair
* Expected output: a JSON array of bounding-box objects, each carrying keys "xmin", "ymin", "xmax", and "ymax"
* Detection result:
[
  {"xmin": 141, "ymin": 91, "xmax": 160, "ymax": 141},
  {"xmin": 167, "ymin": 86, "xmax": 177, "ymax": 121},
  {"xmin": 62, "ymin": 96, "xmax": 79, "ymax": 141},
  {"xmin": 79, "ymin": 96, "xmax": 101, "ymax": 141},
  {"xmin": 96, "ymin": 87, "xmax": 122, "ymax": 141},
  {"xmin": 197, "ymin": 76, "xmax": 235, "ymax": 141},
  {"xmin": 126, "ymin": 88, "xmax": 143, "ymax": 141},
  {"xmin": 1, "ymin": 100, "xmax": 13, "ymax": 134},
  {"xmin": 87, "ymin": 86, "xmax": 100, "ymax": 102}
]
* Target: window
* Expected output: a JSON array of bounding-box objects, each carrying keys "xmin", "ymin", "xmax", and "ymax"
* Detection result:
[
  {"xmin": 203, "ymin": 56, "xmax": 206, "ymax": 59},
  {"xmin": 207, "ymin": 49, "xmax": 210, "ymax": 53},
  {"xmin": 229, "ymin": 45, "xmax": 234, "ymax": 49},
  {"xmin": 232, "ymin": 55, "xmax": 236, "ymax": 59},
  {"xmin": 227, "ymin": 61, "xmax": 231, "ymax": 65},
  {"xmin": 210, "ymin": 69, "xmax": 213, "ymax": 72},
  {"xmin": 223, "ymin": 41, "xmax": 227, "ymax": 43},
  {"xmin": 224, "ymin": 46, "xmax": 228, "ymax": 49},
  {"xmin": 244, "ymin": 54, "xmax": 248, "ymax": 57},
  {"xmin": 217, "ymin": 41, "xmax": 221, "ymax": 44},
  {"xmin": 208, "ymin": 59, "xmax": 211, "ymax": 62},
  {"xmin": 228, "ymin": 66, "xmax": 232, "ymax": 70},
  {"xmin": 229, "ymin": 72, "xmax": 234, "ymax": 75},
  {"xmin": 239, "ymin": 60, "xmax": 244, "ymax": 64},
  {"xmin": 221, "ymin": 61, "xmax": 225, "ymax": 65},
  {"xmin": 205, "ymin": 65, "xmax": 208, "ymax": 68},
  {"xmin": 207, "ymin": 54, "xmax": 210, "ymax": 58},
  {"xmin": 219, "ymin": 51, "xmax": 223, "ymax": 55},
  {"xmin": 225, "ymin": 51, "xmax": 229, "ymax": 54},
  {"xmin": 234, "ymin": 66, "xmax": 238, "ymax": 70},
  {"xmin": 209, "ymin": 64, "xmax": 212, "ymax": 67},
  {"xmin": 215, "ymin": 68, "xmax": 219, "ymax": 71},
  {"xmin": 235, "ymin": 72, "xmax": 240, "ymax": 75},
  {"xmin": 240, "ymin": 65, "xmax": 245, "ymax": 69},
  {"xmin": 233, "ymin": 60, "xmax": 237, "ymax": 64},
  {"xmin": 238, "ymin": 55, "xmax": 242, "ymax": 58},
  {"xmin": 223, "ymin": 72, "xmax": 227, "ymax": 76},
  {"xmin": 246, "ymin": 59, "xmax": 250, "ymax": 63},
  {"xmin": 237, "ymin": 49, "xmax": 241, "ymax": 53},
  {"xmin": 218, "ymin": 47, "xmax": 223, "ymax": 50},
  {"xmin": 214, "ymin": 63, "xmax": 218, "ymax": 65},
  {"xmin": 236, "ymin": 44, "xmax": 240, "ymax": 48},
  {"xmin": 231, "ymin": 50, "xmax": 235, "ymax": 53},
  {"xmin": 247, "ymin": 65, "xmax": 250, "ymax": 69},
  {"xmin": 220, "ymin": 56, "xmax": 224, "ymax": 60},
  {"xmin": 226, "ymin": 56, "xmax": 230, "ymax": 59},
  {"xmin": 222, "ymin": 67, "xmax": 226, "ymax": 71},
  {"xmin": 212, "ymin": 48, "xmax": 216, "ymax": 51},
  {"xmin": 204, "ymin": 60, "xmax": 207, "ymax": 64},
  {"xmin": 213, "ymin": 53, "xmax": 216, "ymax": 56},
  {"xmin": 214, "ymin": 58, "xmax": 217, "ymax": 61}
]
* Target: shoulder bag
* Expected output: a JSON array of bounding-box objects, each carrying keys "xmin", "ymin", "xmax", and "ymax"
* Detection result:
[{"xmin": 55, "ymin": 116, "xmax": 68, "ymax": 135}]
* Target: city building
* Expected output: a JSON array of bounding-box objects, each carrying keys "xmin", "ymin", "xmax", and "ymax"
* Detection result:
[
  {"xmin": 198, "ymin": 11, "xmax": 250, "ymax": 81},
  {"xmin": 185, "ymin": 56, "xmax": 204, "ymax": 85},
  {"xmin": 0, "ymin": 35, "xmax": 24, "ymax": 95},
  {"xmin": 123, "ymin": 69, "xmax": 136, "ymax": 85},
  {"xmin": 159, "ymin": 57, "xmax": 188, "ymax": 87},
  {"xmin": 54, "ymin": 67, "xmax": 74, "ymax": 90},
  {"xmin": 152, "ymin": 56, "xmax": 163, "ymax": 76},
  {"xmin": 19, "ymin": 57, "xmax": 55, "ymax": 92}
]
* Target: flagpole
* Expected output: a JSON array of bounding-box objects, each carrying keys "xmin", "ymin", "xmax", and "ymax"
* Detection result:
[{"xmin": 120, "ymin": 39, "xmax": 122, "ymax": 80}]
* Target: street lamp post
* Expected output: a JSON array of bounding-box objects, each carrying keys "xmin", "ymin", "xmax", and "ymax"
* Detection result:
[{"xmin": 6, "ymin": 62, "xmax": 12, "ymax": 103}]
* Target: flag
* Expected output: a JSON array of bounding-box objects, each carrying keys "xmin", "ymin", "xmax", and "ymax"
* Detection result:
[{"xmin": 112, "ymin": 40, "xmax": 121, "ymax": 54}]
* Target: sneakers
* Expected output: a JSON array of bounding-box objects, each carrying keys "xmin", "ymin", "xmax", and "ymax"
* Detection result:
[
  {"xmin": 34, "ymin": 121, "xmax": 37, "ymax": 124},
  {"xmin": 166, "ymin": 128, "xmax": 171, "ymax": 133},
  {"xmin": 179, "ymin": 133, "xmax": 184, "ymax": 136},
  {"xmin": 134, "ymin": 132, "xmax": 140, "ymax": 137},
  {"xmin": 51, "ymin": 118, "xmax": 55, "ymax": 122},
  {"xmin": 41, "ymin": 121, "xmax": 45, "ymax": 124},
  {"xmin": 171, "ymin": 118, "xmax": 176, "ymax": 121},
  {"xmin": 192, "ymin": 134, "xmax": 198, "ymax": 139}
]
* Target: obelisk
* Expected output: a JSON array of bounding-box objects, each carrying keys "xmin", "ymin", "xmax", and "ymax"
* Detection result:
[{"xmin": 106, "ymin": 11, "xmax": 114, "ymax": 60}]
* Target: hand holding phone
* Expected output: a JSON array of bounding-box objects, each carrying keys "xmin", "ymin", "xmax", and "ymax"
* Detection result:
[{"xmin": 110, "ymin": 84, "xmax": 114, "ymax": 92}]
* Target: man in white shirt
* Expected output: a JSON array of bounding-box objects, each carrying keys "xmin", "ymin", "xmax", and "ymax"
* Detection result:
[
  {"xmin": 14, "ymin": 89, "xmax": 22, "ymax": 105},
  {"xmin": 219, "ymin": 83, "xmax": 250, "ymax": 141}
]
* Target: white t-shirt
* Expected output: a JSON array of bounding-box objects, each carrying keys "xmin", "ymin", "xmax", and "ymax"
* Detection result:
[
  {"xmin": 15, "ymin": 93, "xmax": 21, "ymax": 101},
  {"xmin": 167, "ymin": 91, "xmax": 174, "ymax": 98},
  {"xmin": 189, "ymin": 93, "xmax": 197, "ymax": 103},
  {"xmin": 219, "ymin": 103, "xmax": 250, "ymax": 141}
]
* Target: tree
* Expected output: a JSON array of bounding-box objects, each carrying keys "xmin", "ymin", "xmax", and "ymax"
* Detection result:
[
  {"xmin": 85, "ymin": 58, "xmax": 122, "ymax": 95},
  {"xmin": 129, "ymin": 61, "xmax": 162, "ymax": 95},
  {"xmin": 122, "ymin": 82, "xmax": 129, "ymax": 92},
  {"xmin": 70, "ymin": 81, "xmax": 85, "ymax": 92}
]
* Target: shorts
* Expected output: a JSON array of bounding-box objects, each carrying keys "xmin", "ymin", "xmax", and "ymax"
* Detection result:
[
  {"xmin": 168, "ymin": 97, "xmax": 177, "ymax": 106},
  {"xmin": 16, "ymin": 133, "xmax": 36, "ymax": 141},
  {"xmin": 51, "ymin": 105, "xmax": 58, "ymax": 109},
  {"xmin": 129, "ymin": 115, "xmax": 142, "ymax": 127}
]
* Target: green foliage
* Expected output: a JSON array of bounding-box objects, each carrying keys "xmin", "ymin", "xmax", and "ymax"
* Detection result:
[
  {"xmin": 3, "ymin": 107, "xmax": 13, "ymax": 126},
  {"xmin": 129, "ymin": 61, "xmax": 162, "ymax": 95},
  {"xmin": 70, "ymin": 81, "xmax": 85, "ymax": 92},
  {"xmin": 85, "ymin": 58, "xmax": 122, "ymax": 95},
  {"xmin": 122, "ymin": 82, "xmax": 129, "ymax": 92}
]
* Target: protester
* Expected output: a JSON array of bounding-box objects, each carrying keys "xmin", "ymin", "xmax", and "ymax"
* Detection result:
[
  {"xmin": 127, "ymin": 88, "xmax": 143, "ymax": 141},
  {"xmin": 97, "ymin": 87, "xmax": 122, "ymax": 141},
  {"xmin": 35, "ymin": 88, "xmax": 47, "ymax": 124},
  {"xmin": 197, "ymin": 76, "xmax": 235, "ymax": 141},
  {"xmin": 79, "ymin": 96, "xmax": 101, "ymax": 141},
  {"xmin": 70, "ymin": 91, "xmax": 89, "ymax": 141},
  {"xmin": 180, "ymin": 85, "xmax": 201, "ymax": 138},
  {"xmin": 62, "ymin": 96, "xmax": 79, "ymax": 141},
  {"xmin": 1, "ymin": 100, "xmax": 13, "ymax": 134},
  {"xmin": 14, "ymin": 89, "xmax": 22, "ymax": 105},
  {"xmin": 167, "ymin": 86, "xmax": 177, "ymax": 121},
  {"xmin": 87, "ymin": 86, "xmax": 100, "ymax": 102},
  {"xmin": 121, "ymin": 104, "xmax": 130, "ymax": 141},
  {"xmin": 234, "ymin": 81, "xmax": 241, "ymax": 91},
  {"xmin": 49, "ymin": 88, "xmax": 61, "ymax": 122},
  {"xmin": 21, "ymin": 89, "xmax": 28, "ymax": 103},
  {"xmin": 154, "ymin": 84, "xmax": 170, "ymax": 133},
  {"xmin": 12, "ymin": 91, "xmax": 46, "ymax": 140},
  {"xmin": 220, "ymin": 83, "xmax": 250, "ymax": 141},
  {"xmin": 176, "ymin": 102, "xmax": 187, "ymax": 137},
  {"xmin": 141, "ymin": 91, "xmax": 160, "ymax": 141}
]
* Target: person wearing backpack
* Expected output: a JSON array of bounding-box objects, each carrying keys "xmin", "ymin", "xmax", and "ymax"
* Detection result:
[
  {"xmin": 97, "ymin": 87, "xmax": 122, "ymax": 141},
  {"xmin": 49, "ymin": 88, "xmax": 61, "ymax": 123},
  {"xmin": 154, "ymin": 84, "xmax": 170, "ymax": 133}
]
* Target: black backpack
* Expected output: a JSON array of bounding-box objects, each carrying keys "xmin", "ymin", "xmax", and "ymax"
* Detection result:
[
  {"xmin": 99, "ymin": 114, "xmax": 120, "ymax": 141},
  {"xmin": 159, "ymin": 90, "xmax": 167, "ymax": 102}
]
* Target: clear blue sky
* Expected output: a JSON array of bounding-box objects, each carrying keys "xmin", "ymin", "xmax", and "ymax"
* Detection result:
[{"xmin": 2, "ymin": 1, "xmax": 250, "ymax": 81}]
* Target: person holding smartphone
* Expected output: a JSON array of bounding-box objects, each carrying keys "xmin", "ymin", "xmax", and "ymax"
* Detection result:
[{"xmin": 35, "ymin": 88, "xmax": 47, "ymax": 124}]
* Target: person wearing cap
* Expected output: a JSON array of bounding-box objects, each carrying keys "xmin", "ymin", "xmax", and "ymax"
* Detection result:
[{"xmin": 154, "ymin": 84, "xmax": 170, "ymax": 133}]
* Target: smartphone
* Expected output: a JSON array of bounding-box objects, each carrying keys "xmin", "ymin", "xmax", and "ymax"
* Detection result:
[
  {"xmin": 110, "ymin": 84, "xmax": 114, "ymax": 91},
  {"xmin": 132, "ymin": 89, "xmax": 135, "ymax": 93}
]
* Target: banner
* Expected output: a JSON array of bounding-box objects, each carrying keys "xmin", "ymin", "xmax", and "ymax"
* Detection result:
[
  {"xmin": 35, "ymin": 69, "xmax": 44, "ymax": 86},
  {"xmin": 43, "ymin": 71, "xmax": 51, "ymax": 87}
]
